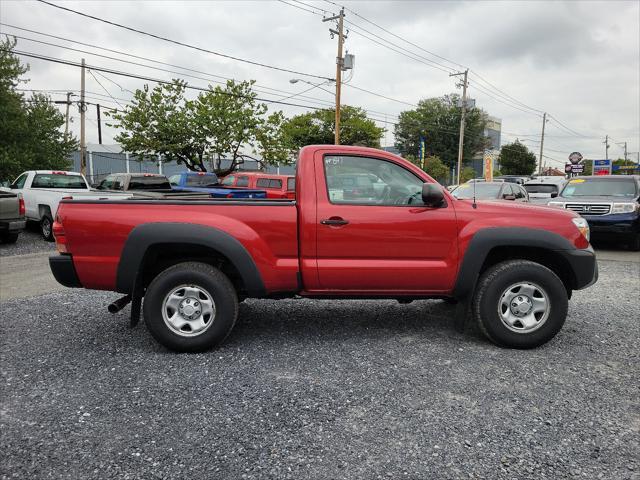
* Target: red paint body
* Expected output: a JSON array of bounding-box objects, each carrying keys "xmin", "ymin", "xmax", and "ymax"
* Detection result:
[
  {"xmin": 54, "ymin": 145, "xmax": 587, "ymax": 296},
  {"xmin": 221, "ymin": 172, "xmax": 295, "ymax": 199}
]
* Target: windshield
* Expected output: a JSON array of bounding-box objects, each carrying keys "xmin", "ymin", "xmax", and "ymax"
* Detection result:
[
  {"xmin": 525, "ymin": 184, "xmax": 559, "ymax": 194},
  {"xmin": 453, "ymin": 183, "xmax": 502, "ymax": 199},
  {"xmin": 561, "ymin": 178, "xmax": 637, "ymax": 198},
  {"xmin": 186, "ymin": 174, "xmax": 219, "ymax": 187},
  {"xmin": 31, "ymin": 173, "xmax": 87, "ymax": 189}
]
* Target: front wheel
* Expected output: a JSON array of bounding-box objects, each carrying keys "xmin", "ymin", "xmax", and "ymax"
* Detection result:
[
  {"xmin": 143, "ymin": 262, "xmax": 239, "ymax": 352},
  {"xmin": 472, "ymin": 260, "xmax": 568, "ymax": 349}
]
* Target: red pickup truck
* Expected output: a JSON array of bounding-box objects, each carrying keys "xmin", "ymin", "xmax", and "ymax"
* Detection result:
[{"xmin": 49, "ymin": 145, "xmax": 597, "ymax": 352}]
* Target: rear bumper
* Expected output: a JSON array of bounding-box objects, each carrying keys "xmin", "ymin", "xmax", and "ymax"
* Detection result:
[
  {"xmin": 557, "ymin": 245, "xmax": 598, "ymax": 290},
  {"xmin": 0, "ymin": 219, "xmax": 26, "ymax": 232},
  {"xmin": 49, "ymin": 255, "xmax": 82, "ymax": 288}
]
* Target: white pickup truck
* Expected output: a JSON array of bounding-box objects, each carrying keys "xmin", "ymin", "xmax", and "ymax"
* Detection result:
[{"xmin": 2, "ymin": 170, "xmax": 131, "ymax": 240}]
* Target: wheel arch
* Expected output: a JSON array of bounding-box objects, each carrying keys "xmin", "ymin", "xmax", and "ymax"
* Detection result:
[
  {"xmin": 453, "ymin": 227, "xmax": 578, "ymax": 300},
  {"xmin": 116, "ymin": 223, "xmax": 266, "ymax": 297}
]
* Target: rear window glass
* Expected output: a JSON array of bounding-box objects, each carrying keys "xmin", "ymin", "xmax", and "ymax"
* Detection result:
[
  {"xmin": 186, "ymin": 174, "xmax": 219, "ymax": 187},
  {"xmin": 287, "ymin": 178, "xmax": 295, "ymax": 191},
  {"xmin": 525, "ymin": 184, "xmax": 559, "ymax": 194},
  {"xmin": 128, "ymin": 176, "xmax": 172, "ymax": 190},
  {"xmin": 31, "ymin": 174, "xmax": 87, "ymax": 189}
]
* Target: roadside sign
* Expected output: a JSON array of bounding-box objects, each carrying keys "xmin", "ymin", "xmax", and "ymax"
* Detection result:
[
  {"xmin": 571, "ymin": 164, "xmax": 584, "ymax": 173},
  {"xmin": 612, "ymin": 164, "xmax": 640, "ymax": 172},
  {"xmin": 593, "ymin": 159, "xmax": 612, "ymax": 175},
  {"xmin": 483, "ymin": 152, "xmax": 494, "ymax": 181},
  {"xmin": 568, "ymin": 152, "xmax": 583, "ymax": 165}
]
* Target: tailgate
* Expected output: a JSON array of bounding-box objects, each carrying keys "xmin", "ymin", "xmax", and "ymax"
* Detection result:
[{"xmin": 0, "ymin": 192, "xmax": 20, "ymax": 219}]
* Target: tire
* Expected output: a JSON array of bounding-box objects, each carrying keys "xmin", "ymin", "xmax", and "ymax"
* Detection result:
[
  {"xmin": 143, "ymin": 262, "xmax": 239, "ymax": 352},
  {"xmin": 628, "ymin": 233, "xmax": 640, "ymax": 252},
  {"xmin": 40, "ymin": 214, "xmax": 54, "ymax": 242},
  {"xmin": 0, "ymin": 232, "xmax": 19, "ymax": 244},
  {"xmin": 472, "ymin": 260, "xmax": 568, "ymax": 349},
  {"xmin": 442, "ymin": 297, "xmax": 458, "ymax": 305}
]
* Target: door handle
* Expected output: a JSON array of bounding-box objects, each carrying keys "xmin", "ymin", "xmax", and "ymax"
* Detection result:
[{"xmin": 321, "ymin": 217, "xmax": 349, "ymax": 226}]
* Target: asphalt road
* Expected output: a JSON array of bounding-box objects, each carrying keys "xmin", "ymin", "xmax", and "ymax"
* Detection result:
[{"xmin": 1, "ymin": 246, "xmax": 639, "ymax": 479}]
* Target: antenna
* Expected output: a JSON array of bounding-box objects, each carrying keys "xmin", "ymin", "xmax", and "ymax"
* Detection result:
[{"xmin": 472, "ymin": 178, "xmax": 477, "ymax": 209}]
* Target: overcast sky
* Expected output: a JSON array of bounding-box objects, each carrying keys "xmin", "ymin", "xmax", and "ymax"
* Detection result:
[{"xmin": 2, "ymin": 0, "xmax": 639, "ymax": 168}]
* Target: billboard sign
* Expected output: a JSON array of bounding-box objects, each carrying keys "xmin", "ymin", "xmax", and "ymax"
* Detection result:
[
  {"xmin": 593, "ymin": 159, "xmax": 611, "ymax": 175},
  {"xmin": 568, "ymin": 152, "xmax": 583, "ymax": 165}
]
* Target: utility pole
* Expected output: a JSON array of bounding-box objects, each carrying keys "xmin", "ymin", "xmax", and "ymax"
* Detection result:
[
  {"xmin": 603, "ymin": 135, "xmax": 609, "ymax": 160},
  {"xmin": 324, "ymin": 8, "xmax": 345, "ymax": 145},
  {"xmin": 80, "ymin": 59, "xmax": 87, "ymax": 176},
  {"xmin": 96, "ymin": 104, "xmax": 102, "ymax": 145},
  {"xmin": 450, "ymin": 69, "xmax": 468, "ymax": 184},
  {"xmin": 538, "ymin": 112, "xmax": 547, "ymax": 175},
  {"xmin": 64, "ymin": 91, "xmax": 72, "ymax": 140}
]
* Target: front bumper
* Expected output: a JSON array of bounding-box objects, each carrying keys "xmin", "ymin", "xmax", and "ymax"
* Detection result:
[
  {"xmin": 49, "ymin": 255, "xmax": 82, "ymax": 288},
  {"xmin": 0, "ymin": 219, "xmax": 26, "ymax": 233},
  {"xmin": 557, "ymin": 245, "xmax": 598, "ymax": 290},
  {"xmin": 583, "ymin": 213, "xmax": 639, "ymax": 236}
]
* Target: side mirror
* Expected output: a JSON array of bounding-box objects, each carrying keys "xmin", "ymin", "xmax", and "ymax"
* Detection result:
[
  {"xmin": 503, "ymin": 194, "xmax": 516, "ymax": 201},
  {"xmin": 550, "ymin": 192, "xmax": 558, "ymax": 198},
  {"xmin": 421, "ymin": 183, "xmax": 445, "ymax": 207}
]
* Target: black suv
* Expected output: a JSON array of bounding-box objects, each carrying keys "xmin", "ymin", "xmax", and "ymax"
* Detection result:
[{"xmin": 548, "ymin": 175, "xmax": 640, "ymax": 250}]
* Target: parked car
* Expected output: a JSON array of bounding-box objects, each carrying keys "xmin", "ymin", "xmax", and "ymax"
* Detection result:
[
  {"xmin": 168, "ymin": 172, "xmax": 266, "ymax": 199},
  {"xmin": 221, "ymin": 172, "xmax": 295, "ymax": 199},
  {"xmin": 495, "ymin": 175, "xmax": 532, "ymax": 185},
  {"xmin": 1, "ymin": 170, "xmax": 131, "ymax": 240},
  {"xmin": 97, "ymin": 173, "xmax": 173, "ymax": 191},
  {"xmin": 524, "ymin": 177, "xmax": 567, "ymax": 204},
  {"xmin": 0, "ymin": 191, "xmax": 26, "ymax": 244},
  {"xmin": 548, "ymin": 175, "xmax": 640, "ymax": 250},
  {"xmin": 50, "ymin": 145, "xmax": 596, "ymax": 352},
  {"xmin": 451, "ymin": 182, "xmax": 529, "ymax": 202}
]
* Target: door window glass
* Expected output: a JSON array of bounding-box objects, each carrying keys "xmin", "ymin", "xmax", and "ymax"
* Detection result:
[
  {"xmin": 236, "ymin": 176, "xmax": 249, "ymax": 187},
  {"xmin": 221, "ymin": 175, "xmax": 235, "ymax": 186},
  {"xmin": 168, "ymin": 175, "xmax": 180, "ymax": 186},
  {"xmin": 98, "ymin": 175, "xmax": 115, "ymax": 190},
  {"xmin": 256, "ymin": 178, "xmax": 270, "ymax": 188},
  {"xmin": 287, "ymin": 178, "xmax": 296, "ymax": 191},
  {"xmin": 324, "ymin": 155, "xmax": 425, "ymax": 205},
  {"xmin": 10, "ymin": 173, "xmax": 28, "ymax": 189},
  {"xmin": 269, "ymin": 179, "xmax": 282, "ymax": 189}
]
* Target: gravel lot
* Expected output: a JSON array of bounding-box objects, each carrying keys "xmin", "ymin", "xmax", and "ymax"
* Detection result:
[
  {"xmin": 0, "ymin": 224, "xmax": 55, "ymax": 257},
  {"xmin": 1, "ymin": 255, "xmax": 638, "ymax": 479}
]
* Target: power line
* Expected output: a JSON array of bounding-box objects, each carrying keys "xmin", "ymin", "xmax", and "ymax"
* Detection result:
[
  {"xmin": 88, "ymin": 69, "xmax": 124, "ymax": 109},
  {"xmin": 36, "ymin": 0, "xmax": 333, "ymax": 81}
]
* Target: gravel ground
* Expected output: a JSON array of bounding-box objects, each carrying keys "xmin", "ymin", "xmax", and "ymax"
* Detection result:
[
  {"xmin": 1, "ymin": 259, "xmax": 639, "ymax": 480},
  {"xmin": 0, "ymin": 224, "xmax": 55, "ymax": 257}
]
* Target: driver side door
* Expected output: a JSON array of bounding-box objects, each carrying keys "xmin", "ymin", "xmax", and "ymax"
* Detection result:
[{"xmin": 314, "ymin": 153, "xmax": 459, "ymax": 293}]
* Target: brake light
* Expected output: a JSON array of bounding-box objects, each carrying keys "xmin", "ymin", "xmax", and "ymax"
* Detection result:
[
  {"xmin": 52, "ymin": 171, "xmax": 67, "ymax": 175},
  {"xmin": 226, "ymin": 193, "xmax": 234, "ymax": 198},
  {"xmin": 18, "ymin": 194, "xmax": 25, "ymax": 216},
  {"xmin": 53, "ymin": 214, "xmax": 67, "ymax": 253},
  {"xmin": 198, "ymin": 172, "xmax": 206, "ymax": 176}
]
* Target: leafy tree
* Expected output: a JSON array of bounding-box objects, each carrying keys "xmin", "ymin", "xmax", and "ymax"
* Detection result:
[
  {"xmin": 281, "ymin": 105, "xmax": 384, "ymax": 152},
  {"xmin": 108, "ymin": 79, "xmax": 290, "ymax": 175},
  {"xmin": 460, "ymin": 166, "xmax": 476, "ymax": 183},
  {"xmin": 407, "ymin": 153, "xmax": 448, "ymax": 182},
  {"xmin": 498, "ymin": 141, "xmax": 537, "ymax": 175},
  {"xmin": 394, "ymin": 94, "xmax": 490, "ymax": 170},
  {"xmin": 0, "ymin": 37, "xmax": 76, "ymax": 182}
]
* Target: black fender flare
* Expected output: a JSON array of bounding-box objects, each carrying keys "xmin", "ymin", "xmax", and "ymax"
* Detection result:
[
  {"xmin": 452, "ymin": 227, "xmax": 577, "ymax": 301},
  {"xmin": 115, "ymin": 222, "xmax": 266, "ymax": 296}
]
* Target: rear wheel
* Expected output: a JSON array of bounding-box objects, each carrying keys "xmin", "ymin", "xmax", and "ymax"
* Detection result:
[
  {"xmin": 143, "ymin": 262, "xmax": 238, "ymax": 352},
  {"xmin": 40, "ymin": 214, "xmax": 54, "ymax": 242},
  {"xmin": 472, "ymin": 260, "xmax": 568, "ymax": 349}
]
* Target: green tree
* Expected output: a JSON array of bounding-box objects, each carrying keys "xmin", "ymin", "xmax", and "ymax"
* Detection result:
[
  {"xmin": 460, "ymin": 166, "xmax": 476, "ymax": 183},
  {"xmin": 0, "ymin": 37, "xmax": 76, "ymax": 182},
  {"xmin": 498, "ymin": 141, "xmax": 537, "ymax": 175},
  {"xmin": 407, "ymin": 154, "xmax": 449, "ymax": 182},
  {"xmin": 281, "ymin": 105, "xmax": 384, "ymax": 152},
  {"xmin": 108, "ymin": 79, "xmax": 290, "ymax": 175},
  {"xmin": 394, "ymin": 94, "xmax": 490, "ymax": 170}
]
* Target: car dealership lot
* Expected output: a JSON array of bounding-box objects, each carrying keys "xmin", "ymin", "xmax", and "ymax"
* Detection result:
[{"xmin": 1, "ymin": 246, "xmax": 638, "ymax": 479}]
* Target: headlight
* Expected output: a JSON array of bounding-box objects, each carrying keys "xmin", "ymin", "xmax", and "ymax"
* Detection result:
[
  {"xmin": 612, "ymin": 202, "xmax": 638, "ymax": 214},
  {"xmin": 572, "ymin": 217, "xmax": 590, "ymax": 241},
  {"xmin": 547, "ymin": 201, "xmax": 565, "ymax": 208}
]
